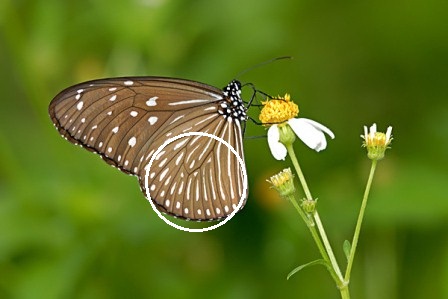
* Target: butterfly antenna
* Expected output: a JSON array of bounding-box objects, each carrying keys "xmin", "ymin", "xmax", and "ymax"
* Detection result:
[{"xmin": 234, "ymin": 56, "xmax": 293, "ymax": 80}]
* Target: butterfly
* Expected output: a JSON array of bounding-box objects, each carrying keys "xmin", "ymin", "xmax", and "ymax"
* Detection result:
[{"xmin": 49, "ymin": 76, "xmax": 250, "ymax": 221}]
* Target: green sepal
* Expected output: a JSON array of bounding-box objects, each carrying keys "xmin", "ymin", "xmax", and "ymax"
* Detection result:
[{"xmin": 286, "ymin": 259, "xmax": 327, "ymax": 280}]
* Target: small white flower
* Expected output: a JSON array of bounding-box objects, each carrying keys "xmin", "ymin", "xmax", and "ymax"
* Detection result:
[
  {"xmin": 268, "ymin": 118, "xmax": 335, "ymax": 160},
  {"xmin": 361, "ymin": 123, "xmax": 393, "ymax": 160}
]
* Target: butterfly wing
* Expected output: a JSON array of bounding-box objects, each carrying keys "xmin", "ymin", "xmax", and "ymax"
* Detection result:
[{"xmin": 49, "ymin": 77, "xmax": 247, "ymax": 220}]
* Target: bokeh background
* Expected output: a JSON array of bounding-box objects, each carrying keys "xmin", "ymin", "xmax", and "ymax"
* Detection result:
[{"xmin": 1, "ymin": 0, "xmax": 447, "ymax": 298}]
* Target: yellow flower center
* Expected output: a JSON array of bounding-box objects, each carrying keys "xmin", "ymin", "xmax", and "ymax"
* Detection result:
[
  {"xmin": 365, "ymin": 132, "xmax": 389, "ymax": 147},
  {"xmin": 259, "ymin": 94, "xmax": 299, "ymax": 125}
]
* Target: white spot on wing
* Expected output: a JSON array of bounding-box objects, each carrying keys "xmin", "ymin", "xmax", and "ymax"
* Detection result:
[
  {"xmin": 112, "ymin": 126, "xmax": 119, "ymax": 133},
  {"xmin": 124, "ymin": 80, "xmax": 134, "ymax": 86},
  {"xmin": 130, "ymin": 111, "xmax": 138, "ymax": 117},
  {"xmin": 109, "ymin": 87, "xmax": 117, "ymax": 91},
  {"xmin": 128, "ymin": 136, "xmax": 137, "ymax": 147},
  {"xmin": 76, "ymin": 101, "xmax": 84, "ymax": 110},
  {"xmin": 109, "ymin": 95, "xmax": 117, "ymax": 101},
  {"xmin": 148, "ymin": 116, "xmax": 158, "ymax": 125},
  {"xmin": 146, "ymin": 96, "xmax": 158, "ymax": 106}
]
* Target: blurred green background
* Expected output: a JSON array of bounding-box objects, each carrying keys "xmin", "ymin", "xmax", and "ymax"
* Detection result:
[{"xmin": 1, "ymin": 0, "xmax": 447, "ymax": 298}]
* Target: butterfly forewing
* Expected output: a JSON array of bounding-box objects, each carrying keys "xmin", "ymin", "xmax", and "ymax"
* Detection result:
[{"xmin": 49, "ymin": 76, "xmax": 248, "ymax": 221}]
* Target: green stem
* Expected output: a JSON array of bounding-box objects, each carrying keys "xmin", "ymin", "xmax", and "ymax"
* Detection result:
[
  {"xmin": 345, "ymin": 160, "xmax": 378, "ymax": 282},
  {"xmin": 287, "ymin": 195, "xmax": 341, "ymax": 285},
  {"xmin": 313, "ymin": 211, "xmax": 344, "ymax": 281},
  {"xmin": 340, "ymin": 285, "xmax": 351, "ymax": 299},
  {"xmin": 285, "ymin": 144, "xmax": 345, "ymax": 286}
]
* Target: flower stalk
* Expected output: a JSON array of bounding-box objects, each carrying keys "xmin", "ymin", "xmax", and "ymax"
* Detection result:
[
  {"xmin": 344, "ymin": 159, "xmax": 377, "ymax": 282},
  {"xmin": 285, "ymin": 143, "xmax": 345, "ymax": 286}
]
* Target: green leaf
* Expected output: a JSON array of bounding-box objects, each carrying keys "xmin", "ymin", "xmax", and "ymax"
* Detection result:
[
  {"xmin": 286, "ymin": 259, "xmax": 327, "ymax": 280},
  {"xmin": 343, "ymin": 240, "xmax": 352, "ymax": 261}
]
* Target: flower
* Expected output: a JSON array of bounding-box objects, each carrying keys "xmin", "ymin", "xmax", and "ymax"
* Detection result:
[
  {"xmin": 266, "ymin": 168, "xmax": 295, "ymax": 197},
  {"xmin": 361, "ymin": 123, "xmax": 393, "ymax": 160},
  {"xmin": 259, "ymin": 94, "xmax": 335, "ymax": 160}
]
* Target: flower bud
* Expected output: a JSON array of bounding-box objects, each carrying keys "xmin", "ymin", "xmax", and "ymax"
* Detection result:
[
  {"xmin": 301, "ymin": 198, "xmax": 317, "ymax": 214},
  {"xmin": 266, "ymin": 168, "xmax": 296, "ymax": 197}
]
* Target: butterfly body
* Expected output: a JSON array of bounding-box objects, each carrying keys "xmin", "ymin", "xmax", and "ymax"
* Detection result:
[{"xmin": 49, "ymin": 77, "xmax": 248, "ymax": 221}]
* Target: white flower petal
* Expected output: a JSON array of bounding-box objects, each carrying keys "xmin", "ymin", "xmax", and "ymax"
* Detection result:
[
  {"xmin": 369, "ymin": 123, "xmax": 377, "ymax": 135},
  {"xmin": 288, "ymin": 118, "xmax": 334, "ymax": 152},
  {"xmin": 299, "ymin": 118, "xmax": 335, "ymax": 139},
  {"xmin": 267, "ymin": 125, "xmax": 287, "ymax": 160},
  {"xmin": 363, "ymin": 125, "xmax": 368, "ymax": 138},
  {"xmin": 386, "ymin": 126, "xmax": 393, "ymax": 141}
]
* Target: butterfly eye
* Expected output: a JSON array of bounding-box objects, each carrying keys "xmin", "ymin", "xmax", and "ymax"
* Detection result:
[{"xmin": 49, "ymin": 77, "xmax": 249, "ymax": 221}]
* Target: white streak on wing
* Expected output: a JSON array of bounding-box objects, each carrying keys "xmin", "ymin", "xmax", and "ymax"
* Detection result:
[
  {"xmin": 234, "ymin": 120, "xmax": 244, "ymax": 198},
  {"xmin": 198, "ymin": 134, "xmax": 214, "ymax": 161},
  {"xmin": 186, "ymin": 177, "xmax": 193, "ymax": 200},
  {"xmin": 174, "ymin": 139, "xmax": 188, "ymax": 150},
  {"xmin": 170, "ymin": 181, "xmax": 177, "ymax": 195},
  {"xmin": 209, "ymin": 163, "xmax": 217, "ymax": 201},
  {"xmin": 178, "ymin": 180, "xmax": 184, "ymax": 195},
  {"xmin": 159, "ymin": 168, "xmax": 169, "ymax": 181},
  {"xmin": 194, "ymin": 114, "xmax": 216, "ymax": 127},
  {"xmin": 203, "ymin": 171, "xmax": 208, "ymax": 202},
  {"xmin": 186, "ymin": 143, "xmax": 201, "ymax": 164},
  {"xmin": 195, "ymin": 175, "xmax": 200, "ymax": 201},
  {"xmin": 227, "ymin": 122, "xmax": 234, "ymax": 199},
  {"xmin": 169, "ymin": 115, "xmax": 184, "ymax": 125},
  {"xmin": 226, "ymin": 121, "xmax": 235, "ymax": 200},
  {"xmin": 204, "ymin": 92, "xmax": 222, "ymax": 100},
  {"xmin": 216, "ymin": 135, "xmax": 226, "ymax": 201},
  {"xmin": 158, "ymin": 157, "xmax": 168, "ymax": 167},
  {"xmin": 168, "ymin": 99, "xmax": 211, "ymax": 106},
  {"xmin": 175, "ymin": 151, "xmax": 184, "ymax": 166}
]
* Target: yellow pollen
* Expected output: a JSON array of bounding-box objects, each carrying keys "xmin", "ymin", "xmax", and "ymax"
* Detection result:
[{"xmin": 259, "ymin": 94, "xmax": 299, "ymax": 125}]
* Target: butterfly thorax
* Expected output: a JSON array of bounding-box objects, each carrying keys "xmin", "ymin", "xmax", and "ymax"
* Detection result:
[{"xmin": 218, "ymin": 80, "xmax": 247, "ymax": 122}]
